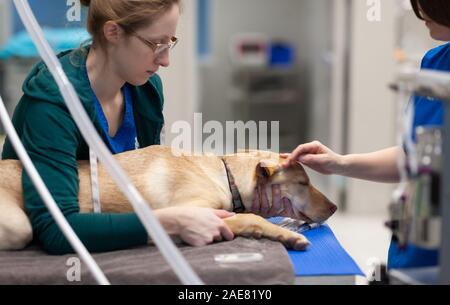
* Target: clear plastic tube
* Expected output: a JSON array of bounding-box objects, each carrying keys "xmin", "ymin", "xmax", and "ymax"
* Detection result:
[
  {"xmin": 403, "ymin": 89, "xmax": 418, "ymax": 176},
  {"xmin": 13, "ymin": 0, "xmax": 202, "ymax": 285},
  {"xmin": 391, "ymin": 84, "xmax": 417, "ymax": 215},
  {"xmin": 0, "ymin": 94, "xmax": 109, "ymax": 285},
  {"xmin": 396, "ymin": 83, "xmax": 415, "ymax": 186}
]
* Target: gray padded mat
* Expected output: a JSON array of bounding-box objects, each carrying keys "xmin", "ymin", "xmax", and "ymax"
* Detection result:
[{"xmin": 0, "ymin": 237, "xmax": 295, "ymax": 285}]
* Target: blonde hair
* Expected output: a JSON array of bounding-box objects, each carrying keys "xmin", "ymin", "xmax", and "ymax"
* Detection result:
[{"xmin": 80, "ymin": 0, "xmax": 181, "ymax": 49}]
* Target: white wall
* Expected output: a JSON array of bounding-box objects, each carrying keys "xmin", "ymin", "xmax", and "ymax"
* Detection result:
[
  {"xmin": 327, "ymin": 0, "xmax": 351, "ymax": 206},
  {"xmin": 396, "ymin": 0, "xmax": 439, "ymax": 66},
  {"xmin": 346, "ymin": 0, "xmax": 397, "ymax": 215},
  {"xmin": 301, "ymin": 0, "xmax": 333, "ymax": 144},
  {"xmin": 158, "ymin": 0, "xmax": 198, "ymax": 145},
  {"xmin": 0, "ymin": 0, "xmax": 13, "ymax": 135},
  {"xmin": 0, "ymin": 0, "xmax": 12, "ymax": 48}
]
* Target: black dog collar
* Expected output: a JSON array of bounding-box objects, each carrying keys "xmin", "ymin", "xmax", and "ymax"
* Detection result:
[{"xmin": 221, "ymin": 158, "xmax": 246, "ymax": 213}]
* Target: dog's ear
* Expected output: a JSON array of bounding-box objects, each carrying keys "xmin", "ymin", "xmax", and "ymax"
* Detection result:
[{"xmin": 256, "ymin": 160, "xmax": 280, "ymax": 179}]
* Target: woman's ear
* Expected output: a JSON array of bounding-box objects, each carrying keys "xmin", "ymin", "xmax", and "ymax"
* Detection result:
[{"xmin": 103, "ymin": 21, "xmax": 123, "ymax": 44}]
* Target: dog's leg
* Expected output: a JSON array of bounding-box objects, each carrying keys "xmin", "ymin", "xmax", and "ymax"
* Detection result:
[
  {"xmin": 224, "ymin": 214, "xmax": 309, "ymax": 251},
  {"xmin": 0, "ymin": 189, "xmax": 33, "ymax": 250}
]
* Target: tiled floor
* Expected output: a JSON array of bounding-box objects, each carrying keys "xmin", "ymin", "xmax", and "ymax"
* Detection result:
[{"xmin": 327, "ymin": 212, "xmax": 392, "ymax": 285}]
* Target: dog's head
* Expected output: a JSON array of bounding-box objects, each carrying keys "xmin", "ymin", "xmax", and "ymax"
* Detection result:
[{"xmin": 254, "ymin": 156, "xmax": 337, "ymax": 224}]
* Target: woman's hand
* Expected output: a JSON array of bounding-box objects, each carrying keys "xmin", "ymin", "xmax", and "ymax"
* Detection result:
[
  {"xmin": 250, "ymin": 184, "xmax": 296, "ymax": 218},
  {"xmin": 281, "ymin": 141, "xmax": 345, "ymax": 175},
  {"xmin": 156, "ymin": 207, "xmax": 235, "ymax": 247}
]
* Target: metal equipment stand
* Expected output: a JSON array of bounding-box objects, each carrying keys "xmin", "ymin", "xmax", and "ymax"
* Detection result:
[{"xmin": 389, "ymin": 69, "xmax": 450, "ymax": 284}]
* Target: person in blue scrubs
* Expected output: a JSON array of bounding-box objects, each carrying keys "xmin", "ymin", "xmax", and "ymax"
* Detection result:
[{"xmin": 276, "ymin": 0, "xmax": 450, "ymax": 269}]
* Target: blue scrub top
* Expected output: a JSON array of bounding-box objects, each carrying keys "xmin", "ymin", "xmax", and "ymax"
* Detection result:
[
  {"xmin": 93, "ymin": 84, "xmax": 139, "ymax": 154},
  {"xmin": 387, "ymin": 42, "xmax": 450, "ymax": 269}
]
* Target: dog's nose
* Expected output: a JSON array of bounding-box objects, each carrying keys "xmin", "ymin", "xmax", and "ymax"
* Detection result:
[{"xmin": 330, "ymin": 205, "xmax": 338, "ymax": 215}]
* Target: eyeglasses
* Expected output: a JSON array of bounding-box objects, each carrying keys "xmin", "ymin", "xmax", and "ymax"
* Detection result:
[{"xmin": 130, "ymin": 29, "xmax": 179, "ymax": 56}]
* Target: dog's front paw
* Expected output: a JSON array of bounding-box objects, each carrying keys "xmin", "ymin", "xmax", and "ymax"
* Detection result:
[{"xmin": 280, "ymin": 232, "xmax": 310, "ymax": 251}]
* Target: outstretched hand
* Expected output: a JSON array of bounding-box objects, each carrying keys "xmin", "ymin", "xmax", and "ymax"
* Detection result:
[{"xmin": 281, "ymin": 141, "xmax": 344, "ymax": 175}]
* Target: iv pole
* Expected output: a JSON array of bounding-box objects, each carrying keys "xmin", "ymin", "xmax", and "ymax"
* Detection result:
[{"xmin": 392, "ymin": 68, "xmax": 450, "ymax": 284}]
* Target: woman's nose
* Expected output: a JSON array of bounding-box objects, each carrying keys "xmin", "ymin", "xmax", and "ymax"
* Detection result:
[{"xmin": 155, "ymin": 50, "xmax": 170, "ymax": 67}]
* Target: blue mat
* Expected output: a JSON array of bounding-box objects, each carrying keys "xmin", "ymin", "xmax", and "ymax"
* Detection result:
[{"xmin": 269, "ymin": 217, "xmax": 364, "ymax": 277}]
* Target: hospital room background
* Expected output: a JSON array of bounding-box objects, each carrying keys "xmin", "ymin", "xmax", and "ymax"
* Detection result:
[{"xmin": 0, "ymin": 0, "xmax": 440, "ymax": 282}]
